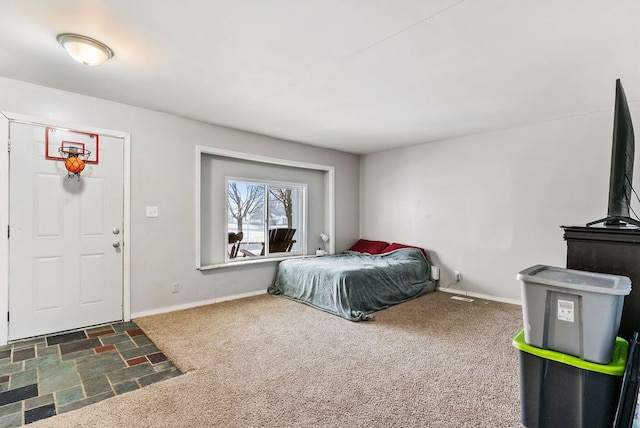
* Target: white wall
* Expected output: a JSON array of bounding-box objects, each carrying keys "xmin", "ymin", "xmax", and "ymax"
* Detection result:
[
  {"xmin": 0, "ymin": 76, "xmax": 360, "ymax": 316},
  {"xmin": 360, "ymin": 108, "xmax": 636, "ymax": 303}
]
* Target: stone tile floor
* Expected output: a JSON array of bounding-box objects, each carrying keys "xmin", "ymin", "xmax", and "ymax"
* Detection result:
[{"xmin": 0, "ymin": 321, "xmax": 181, "ymax": 427}]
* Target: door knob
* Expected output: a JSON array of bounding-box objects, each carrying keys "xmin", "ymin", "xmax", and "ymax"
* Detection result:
[
  {"xmin": 112, "ymin": 228, "xmax": 120, "ymax": 235},
  {"xmin": 113, "ymin": 241, "xmax": 121, "ymax": 248}
]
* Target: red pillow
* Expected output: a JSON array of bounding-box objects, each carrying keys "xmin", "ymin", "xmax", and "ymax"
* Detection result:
[
  {"xmin": 380, "ymin": 243, "xmax": 428, "ymax": 258},
  {"xmin": 348, "ymin": 239, "xmax": 389, "ymax": 254}
]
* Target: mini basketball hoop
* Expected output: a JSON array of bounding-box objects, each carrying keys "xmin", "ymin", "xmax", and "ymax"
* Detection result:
[{"xmin": 58, "ymin": 146, "xmax": 92, "ymax": 179}]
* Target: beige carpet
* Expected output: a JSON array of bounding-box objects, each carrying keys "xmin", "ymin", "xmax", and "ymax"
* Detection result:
[{"xmin": 32, "ymin": 291, "xmax": 524, "ymax": 427}]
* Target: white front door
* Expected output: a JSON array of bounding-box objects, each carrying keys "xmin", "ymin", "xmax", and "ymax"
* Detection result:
[{"xmin": 8, "ymin": 122, "xmax": 124, "ymax": 340}]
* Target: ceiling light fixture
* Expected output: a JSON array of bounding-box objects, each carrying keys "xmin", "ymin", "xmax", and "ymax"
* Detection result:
[{"xmin": 56, "ymin": 33, "xmax": 114, "ymax": 66}]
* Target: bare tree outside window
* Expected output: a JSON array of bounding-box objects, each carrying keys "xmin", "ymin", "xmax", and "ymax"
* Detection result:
[
  {"xmin": 269, "ymin": 188, "xmax": 293, "ymax": 228},
  {"xmin": 227, "ymin": 182, "xmax": 264, "ymax": 233}
]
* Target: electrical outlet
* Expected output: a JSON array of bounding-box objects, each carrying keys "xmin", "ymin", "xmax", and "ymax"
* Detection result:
[
  {"xmin": 146, "ymin": 206, "xmax": 159, "ymax": 218},
  {"xmin": 455, "ymin": 271, "xmax": 461, "ymax": 282},
  {"xmin": 171, "ymin": 282, "xmax": 180, "ymax": 293}
]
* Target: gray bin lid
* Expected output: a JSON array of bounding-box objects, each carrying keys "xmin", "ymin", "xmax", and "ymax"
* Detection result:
[{"xmin": 517, "ymin": 264, "xmax": 631, "ymax": 295}]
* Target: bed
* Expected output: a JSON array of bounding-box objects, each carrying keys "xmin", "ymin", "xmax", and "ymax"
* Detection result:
[{"xmin": 268, "ymin": 240, "xmax": 434, "ymax": 321}]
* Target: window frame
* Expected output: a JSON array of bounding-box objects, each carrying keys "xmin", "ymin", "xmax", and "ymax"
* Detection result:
[
  {"xmin": 225, "ymin": 177, "xmax": 307, "ymax": 263},
  {"xmin": 195, "ymin": 146, "xmax": 335, "ymax": 271}
]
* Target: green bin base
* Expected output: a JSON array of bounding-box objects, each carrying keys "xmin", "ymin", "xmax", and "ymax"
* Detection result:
[{"xmin": 513, "ymin": 330, "xmax": 627, "ymax": 428}]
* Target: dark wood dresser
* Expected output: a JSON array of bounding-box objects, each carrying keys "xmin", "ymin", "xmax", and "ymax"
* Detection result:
[{"xmin": 562, "ymin": 225, "xmax": 640, "ymax": 341}]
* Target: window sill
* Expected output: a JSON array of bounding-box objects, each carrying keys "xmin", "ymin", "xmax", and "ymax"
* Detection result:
[{"xmin": 197, "ymin": 253, "xmax": 324, "ymax": 271}]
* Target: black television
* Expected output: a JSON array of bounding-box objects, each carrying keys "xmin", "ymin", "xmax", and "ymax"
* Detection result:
[{"xmin": 587, "ymin": 79, "xmax": 640, "ymax": 228}]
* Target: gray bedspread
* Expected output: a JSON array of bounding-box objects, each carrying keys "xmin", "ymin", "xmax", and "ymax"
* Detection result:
[{"xmin": 268, "ymin": 248, "xmax": 433, "ymax": 321}]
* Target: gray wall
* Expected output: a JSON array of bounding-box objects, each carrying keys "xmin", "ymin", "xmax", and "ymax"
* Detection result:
[
  {"xmin": 360, "ymin": 107, "xmax": 638, "ymax": 303},
  {"xmin": 0, "ymin": 76, "xmax": 360, "ymax": 316}
]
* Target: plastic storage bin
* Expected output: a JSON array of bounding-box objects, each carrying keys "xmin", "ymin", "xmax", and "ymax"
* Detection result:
[
  {"xmin": 513, "ymin": 330, "xmax": 627, "ymax": 428},
  {"xmin": 517, "ymin": 264, "xmax": 631, "ymax": 364}
]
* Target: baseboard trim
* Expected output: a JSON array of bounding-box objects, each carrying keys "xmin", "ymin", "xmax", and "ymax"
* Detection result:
[
  {"xmin": 437, "ymin": 287, "xmax": 521, "ymax": 306},
  {"xmin": 131, "ymin": 287, "xmax": 520, "ymax": 319},
  {"xmin": 131, "ymin": 290, "xmax": 268, "ymax": 319}
]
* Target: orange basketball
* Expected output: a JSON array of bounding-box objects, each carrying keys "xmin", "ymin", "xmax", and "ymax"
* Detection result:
[{"xmin": 65, "ymin": 157, "xmax": 85, "ymax": 174}]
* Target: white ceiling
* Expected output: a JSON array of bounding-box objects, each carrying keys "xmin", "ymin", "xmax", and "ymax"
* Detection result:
[{"xmin": 0, "ymin": 1, "xmax": 639, "ymax": 154}]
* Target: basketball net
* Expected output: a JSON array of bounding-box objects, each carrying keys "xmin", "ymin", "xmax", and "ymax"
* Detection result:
[{"xmin": 58, "ymin": 147, "xmax": 91, "ymax": 179}]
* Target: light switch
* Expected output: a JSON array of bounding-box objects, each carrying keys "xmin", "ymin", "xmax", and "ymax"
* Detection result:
[{"xmin": 146, "ymin": 206, "xmax": 159, "ymax": 218}]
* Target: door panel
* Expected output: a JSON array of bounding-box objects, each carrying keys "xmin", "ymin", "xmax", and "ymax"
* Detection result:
[
  {"xmin": 35, "ymin": 174, "xmax": 64, "ymax": 236},
  {"xmin": 79, "ymin": 254, "xmax": 105, "ymax": 304},
  {"xmin": 33, "ymin": 256, "xmax": 64, "ymax": 310},
  {"xmin": 9, "ymin": 122, "xmax": 124, "ymax": 340}
]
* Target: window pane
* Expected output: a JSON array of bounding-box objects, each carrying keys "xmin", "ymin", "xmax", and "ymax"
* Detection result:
[
  {"xmin": 267, "ymin": 187, "xmax": 300, "ymax": 253},
  {"xmin": 227, "ymin": 181, "xmax": 265, "ymax": 258}
]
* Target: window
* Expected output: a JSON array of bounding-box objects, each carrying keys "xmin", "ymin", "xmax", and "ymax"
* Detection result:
[
  {"xmin": 196, "ymin": 146, "xmax": 334, "ymax": 270},
  {"xmin": 226, "ymin": 179, "xmax": 305, "ymax": 261}
]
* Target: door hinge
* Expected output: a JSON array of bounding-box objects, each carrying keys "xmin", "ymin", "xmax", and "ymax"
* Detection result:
[
  {"xmin": 6, "ymin": 312, "xmax": 9, "ymax": 322},
  {"xmin": 6, "ymin": 225, "xmax": 8, "ymax": 239},
  {"xmin": 6, "ymin": 138, "xmax": 10, "ymax": 152}
]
